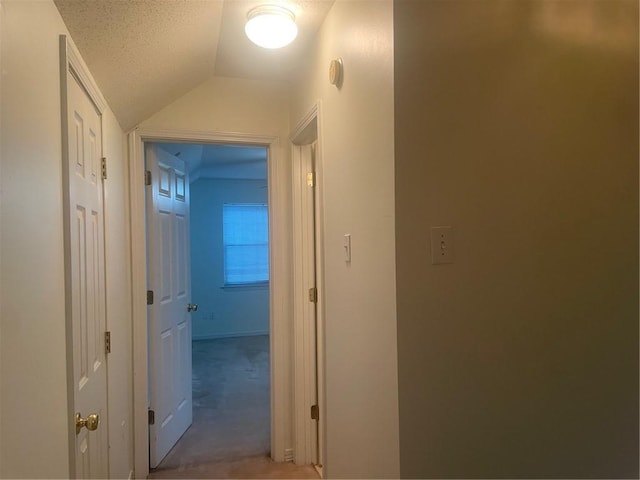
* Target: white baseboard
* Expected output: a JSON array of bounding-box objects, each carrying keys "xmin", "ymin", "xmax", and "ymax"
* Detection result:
[{"xmin": 192, "ymin": 329, "xmax": 269, "ymax": 341}]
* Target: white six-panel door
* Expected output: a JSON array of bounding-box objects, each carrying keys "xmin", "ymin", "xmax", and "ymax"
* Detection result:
[
  {"xmin": 146, "ymin": 144, "xmax": 193, "ymax": 467},
  {"xmin": 67, "ymin": 69, "xmax": 109, "ymax": 478}
]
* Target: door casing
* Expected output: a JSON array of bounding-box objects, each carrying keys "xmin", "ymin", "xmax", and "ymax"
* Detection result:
[
  {"xmin": 127, "ymin": 128, "xmax": 289, "ymax": 478},
  {"xmin": 291, "ymin": 101, "xmax": 327, "ymax": 472}
]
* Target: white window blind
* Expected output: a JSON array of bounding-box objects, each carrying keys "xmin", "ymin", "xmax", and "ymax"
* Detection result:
[{"xmin": 223, "ymin": 203, "xmax": 269, "ymax": 285}]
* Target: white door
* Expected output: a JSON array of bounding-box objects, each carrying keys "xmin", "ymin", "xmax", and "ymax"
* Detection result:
[
  {"xmin": 308, "ymin": 142, "xmax": 319, "ymax": 465},
  {"xmin": 146, "ymin": 144, "xmax": 193, "ymax": 467},
  {"xmin": 67, "ymin": 70, "xmax": 109, "ymax": 478},
  {"xmin": 293, "ymin": 140, "xmax": 320, "ymax": 466},
  {"xmin": 307, "ymin": 140, "xmax": 322, "ymax": 467}
]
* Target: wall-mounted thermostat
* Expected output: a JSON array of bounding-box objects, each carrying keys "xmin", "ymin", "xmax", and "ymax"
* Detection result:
[{"xmin": 329, "ymin": 58, "xmax": 343, "ymax": 87}]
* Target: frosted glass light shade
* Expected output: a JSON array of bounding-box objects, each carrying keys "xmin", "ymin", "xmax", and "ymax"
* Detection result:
[{"xmin": 245, "ymin": 5, "xmax": 298, "ymax": 49}]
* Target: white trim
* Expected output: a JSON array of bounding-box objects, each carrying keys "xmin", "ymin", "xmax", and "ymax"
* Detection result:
[
  {"xmin": 314, "ymin": 104, "xmax": 327, "ymax": 474},
  {"xmin": 290, "ymin": 103, "xmax": 319, "ymax": 144},
  {"xmin": 291, "ymin": 143, "xmax": 315, "ymax": 465},
  {"xmin": 129, "ymin": 128, "xmax": 276, "ymax": 146},
  {"xmin": 63, "ymin": 36, "xmax": 107, "ymax": 114},
  {"xmin": 128, "ymin": 128, "xmax": 289, "ymax": 479},
  {"xmin": 290, "ymin": 101, "xmax": 326, "ymax": 471}
]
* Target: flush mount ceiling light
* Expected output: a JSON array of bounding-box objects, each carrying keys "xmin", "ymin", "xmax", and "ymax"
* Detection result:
[{"xmin": 245, "ymin": 5, "xmax": 298, "ymax": 49}]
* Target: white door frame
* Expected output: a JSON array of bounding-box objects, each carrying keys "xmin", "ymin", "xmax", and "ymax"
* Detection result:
[
  {"xmin": 291, "ymin": 102, "xmax": 326, "ymax": 473},
  {"xmin": 128, "ymin": 128, "xmax": 289, "ymax": 478},
  {"xmin": 59, "ymin": 34, "xmax": 109, "ymax": 478}
]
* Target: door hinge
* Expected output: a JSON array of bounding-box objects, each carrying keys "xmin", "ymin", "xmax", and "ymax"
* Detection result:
[
  {"xmin": 310, "ymin": 404, "xmax": 319, "ymax": 421},
  {"xmin": 145, "ymin": 170, "xmax": 152, "ymax": 186},
  {"xmin": 147, "ymin": 290, "xmax": 154, "ymax": 305},
  {"xmin": 101, "ymin": 157, "xmax": 107, "ymax": 180},
  {"xmin": 306, "ymin": 172, "xmax": 315, "ymax": 188},
  {"xmin": 148, "ymin": 409, "xmax": 155, "ymax": 425},
  {"xmin": 308, "ymin": 287, "xmax": 317, "ymax": 303},
  {"xmin": 104, "ymin": 331, "xmax": 111, "ymax": 354}
]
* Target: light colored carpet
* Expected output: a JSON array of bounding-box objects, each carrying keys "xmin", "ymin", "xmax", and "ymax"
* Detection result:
[{"xmin": 148, "ymin": 335, "xmax": 318, "ymax": 479}]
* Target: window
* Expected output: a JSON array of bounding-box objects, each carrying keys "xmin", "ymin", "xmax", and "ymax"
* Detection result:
[{"xmin": 223, "ymin": 203, "xmax": 269, "ymax": 285}]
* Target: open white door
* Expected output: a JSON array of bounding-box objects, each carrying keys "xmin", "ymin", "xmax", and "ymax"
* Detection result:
[
  {"xmin": 146, "ymin": 144, "xmax": 193, "ymax": 467},
  {"xmin": 292, "ymin": 104, "xmax": 326, "ymax": 471},
  {"xmin": 65, "ymin": 68, "xmax": 109, "ymax": 478},
  {"xmin": 292, "ymin": 139, "xmax": 320, "ymax": 467}
]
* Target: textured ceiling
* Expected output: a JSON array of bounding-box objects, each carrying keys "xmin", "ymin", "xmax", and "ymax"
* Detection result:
[
  {"xmin": 55, "ymin": 0, "xmax": 224, "ymax": 131},
  {"xmin": 54, "ymin": 0, "xmax": 333, "ymax": 131}
]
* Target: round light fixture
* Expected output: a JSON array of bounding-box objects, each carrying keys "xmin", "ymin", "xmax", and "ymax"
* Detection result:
[{"xmin": 245, "ymin": 5, "xmax": 298, "ymax": 49}]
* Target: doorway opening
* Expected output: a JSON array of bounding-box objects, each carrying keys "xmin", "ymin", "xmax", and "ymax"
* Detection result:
[
  {"xmin": 129, "ymin": 127, "xmax": 316, "ymax": 479},
  {"xmin": 291, "ymin": 102, "xmax": 325, "ymax": 473},
  {"xmin": 144, "ymin": 141, "xmax": 272, "ymax": 471},
  {"xmin": 129, "ymin": 129, "xmax": 294, "ymax": 479}
]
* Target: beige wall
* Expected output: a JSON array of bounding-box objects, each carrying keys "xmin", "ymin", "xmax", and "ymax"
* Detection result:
[
  {"xmin": 291, "ymin": 1, "xmax": 400, "ymax": 477},
  {"xmin": 394, "ymin": 0, "xmax": 639, "ymax": 477},
  {"xmin": 2, "ymin": 2, "xmax": 72, "ymax": 475},
  {"xmin": 0, "ymin": 0, "xmax": 131, "ymax": 477}
]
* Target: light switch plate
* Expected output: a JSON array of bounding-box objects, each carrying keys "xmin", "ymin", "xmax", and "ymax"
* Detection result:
[
  {"xmin": 344, "ymin": 234, "xmax": 351, "ymax": 263},
  {"xmin": 430, "ymin": 226, "xmax": 454, "ymax": 264}
]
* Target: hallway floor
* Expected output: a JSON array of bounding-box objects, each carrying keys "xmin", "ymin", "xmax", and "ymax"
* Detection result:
[{"xmin": 148, "ymin": 335, "xmax": 318, "ymax": 479}]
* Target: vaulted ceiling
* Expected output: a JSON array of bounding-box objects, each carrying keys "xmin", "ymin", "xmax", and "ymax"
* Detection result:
[{"xmin": 54, "ymin": 0, "xmax": 334, "ymax": 130}]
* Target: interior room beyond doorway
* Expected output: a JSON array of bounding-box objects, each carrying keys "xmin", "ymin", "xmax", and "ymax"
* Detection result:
[{"xmin": 148, "ymin": 141, "xmax": 273, "ymax": 472}]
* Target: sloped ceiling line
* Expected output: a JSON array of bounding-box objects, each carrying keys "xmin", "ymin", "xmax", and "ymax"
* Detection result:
[{"xmin": 54, "ymin": 0, "xmax": 334, "ymax": 130}]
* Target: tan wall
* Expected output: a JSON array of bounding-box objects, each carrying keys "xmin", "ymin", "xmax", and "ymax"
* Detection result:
[
  {"xmin": 0, "ymin": 1, "xmax": 131, "ymax": 476},
  {"xmin": 394, "ymin": 0, "xmax": 639, "ymax": 477},
  {"xmin": 291, "ymin": 1, "xmax": 400, "ymax": 477}
]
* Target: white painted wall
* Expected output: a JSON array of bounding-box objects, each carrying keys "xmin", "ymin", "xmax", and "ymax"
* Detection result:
[
  {"xmin": 103, "ymin": 107, "xmax": 133, "ymax": 479},
  {"xmin": 191, "ymin": 178, "xmax": 269, "ymax": 340},
  {"xmin": 290, "ymin": 1, "xmax": 400, "ymax": 478},
  {"xmin": 394, "ymin": 1, "xmax": 638, "ymax": 477},
  {"xmin": 0, "ymin": 1, "xmax": 131, "ymax": 477}
]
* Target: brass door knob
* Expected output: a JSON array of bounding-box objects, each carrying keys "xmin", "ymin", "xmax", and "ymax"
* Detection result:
[
  {"xmin": 187, "ymin": 303, "xmax": 198, "ymax": 312},
  {"xmin": 75, "ymin": 412, "xmax": 100, "ymax": 434}
]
